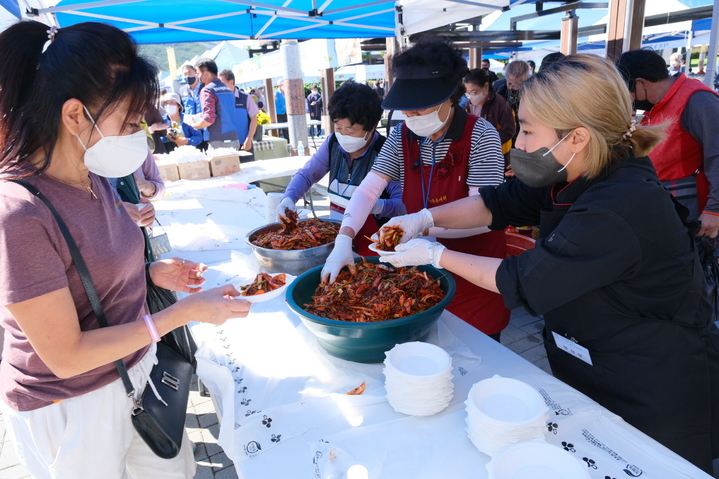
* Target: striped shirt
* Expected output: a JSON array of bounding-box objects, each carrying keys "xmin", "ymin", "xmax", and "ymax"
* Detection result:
[{"xmin": 372, "ymin": 108, "xmax": 505, "ymax": 188}]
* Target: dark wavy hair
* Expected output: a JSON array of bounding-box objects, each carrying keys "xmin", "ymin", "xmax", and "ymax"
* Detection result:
[
  {"xmin": 0, "ymin": 21, "xmax": 158, "ymax": 176},
  {"xmin": 392, "ymin": 36, "xmax": 468, "ymax": 105},
  {"xmin": 328, "ymin": 80, "xmax": 383, "ymax": 131},
  {"xmin": 463, "ymin": 68, "xmax": 493, "ymax": 91}
]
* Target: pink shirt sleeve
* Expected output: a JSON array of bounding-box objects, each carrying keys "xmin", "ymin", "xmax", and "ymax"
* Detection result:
[{"xmin": 136, "ymin": 150, "xmax": 165, "ymax": 200}]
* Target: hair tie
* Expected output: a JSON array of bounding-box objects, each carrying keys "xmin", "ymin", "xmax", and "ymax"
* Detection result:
[
  {"xmin": 42, "ymin": 26, "xmax": 59, "ymax": 54},
  {"xmin": 622, "ymin": 118, "xmax": 637, "ymax": 140}
]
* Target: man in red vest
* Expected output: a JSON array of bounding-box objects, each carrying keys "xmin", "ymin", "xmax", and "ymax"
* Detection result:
[{"xmin": 617, "ymin": 49, "xmax": 719, "ymax": 238}]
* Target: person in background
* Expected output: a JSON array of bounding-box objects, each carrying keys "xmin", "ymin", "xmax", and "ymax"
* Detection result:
[
  {"xmin": 480, "ymin": 58, "xmax": 498, "ymax": 84},
  {"xmin": 374, "ymin": 80, "xmax": 385, "ymax": 99},
  {"xmin": 256, "ymin": 86, "xmax": 266, "ymax": 111},
  {"xmin": 617, "ymin": 49, "xmax": 719, "ymax": 237},
  {"xmin": 539, "ymin": 52, "xmax": 565, "ymax": 73},
  {"xmin": 278, "ymin": 80, "xmax": 405, "ymax": 256},
  {"xmin": 494, "ymin": 60, "xmax": 530, "ymax": 149},
  {"xmin": 179, "ymin": 64, "xmax": 208, "ymax": 151},
  {"xmin": 274, "ymin": 80, "xmax": 288, "ymax": 140},
  {"xmin": 321, "ymin": 36, "xmax": 510, "ymax": 340},
  {"xmin": 0, "ymin": 21, "xmax": 250, "ymax": 478},
  {"xmin": 306, "ymin": 85, "xmax": 323, "ymax": 138},
  {"xmin": 527, "ymin": 59, "xmax": 536, "ymax": 74},
  {"xmin": 144, "ymin": 100, "xmax": 169, "ymax": 155},
  {"xmin": 187, "ymin": 58, "xmax": 239, "ymax": 150},
  {"xmin": 376, "ymin": 54, "xmax": 719, "ymax": 474},
  {"xmin": 464, "ymin": 68, "xmax": 515, "ymax": 169},
  {"xmin": 668, "ymin": 52, "xmax": 685, "ymax": 77},
  {"xmin": 159, "ymin": 92, "xmax": 203, "ymax": 152},
  {"xmin": 218, "ymin": 69, "xmax": 258, "ymax": 160}
]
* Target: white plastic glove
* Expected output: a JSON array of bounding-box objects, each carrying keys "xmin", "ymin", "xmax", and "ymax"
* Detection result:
[
  {"xmin": 379, "ymin": 238, "xmax": 446, "ymax": 269},
  {"xmin": 277, "ymin": 197, "xmax": 296, "ymax": 217},
  {"xmin": 321, "ymin": 234, "xmax": 355, "ymax": 283},
  {"xmin": 371, "ymin": 209, "xmax": 435, "ymax": 244},
  {"xmin": 370, "ymin": 198, "xmax": 385, "ymax": 216}
]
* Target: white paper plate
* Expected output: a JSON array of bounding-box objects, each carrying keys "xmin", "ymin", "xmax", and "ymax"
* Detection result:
[
  {"xmin": 487, "ymin": 441, "xmax": 591, "ymax": 479},
  {"xmin": 368, "ymin": 242, "xmax": 398, "ymax": 256},
  {"xmin": 466, "ymin": 377, "xmax": 546, "ymax": 426},
  {"xmin": 385, "ymin": 342, "xmax": 452, "ymax": 378},
  {"xmin": 238, "ymin": 274, "xmax": 295, "ymax": 303}
]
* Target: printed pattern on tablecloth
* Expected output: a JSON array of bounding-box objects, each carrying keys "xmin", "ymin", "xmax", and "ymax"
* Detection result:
[
  {"xmin": 192, "ymin": 308, "xmax": 386, "ymax": 465},
  {"xmin": 192, "ymin": 306, "xmax": 484, "ymax": 467},
  {"xmin": 514, "ymin": 373, "xmax": 712, "ymax": 479},
  {"xmin": 308, "ymin": 439, "xmax": 387, "ymax": 479}
]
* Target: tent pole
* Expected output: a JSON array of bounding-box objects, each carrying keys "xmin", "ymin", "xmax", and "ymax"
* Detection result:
[
  {"xmin": 263, "ymin": 78, "xmax": 277, "ymax": 136},
  {"xmin": 685, "ymin": 30, "xmax": 692, "ymax": 74},
  {"xmin": 281, "ymin": 39, "xmax": 309, "ymax": 153},
  {"xmin": 321, "ymin": 68, "xmax": 335, "ymax": 138},
  {"xmin": 703, "ymin": 0, "xmax": 719, "ymax": 88}
]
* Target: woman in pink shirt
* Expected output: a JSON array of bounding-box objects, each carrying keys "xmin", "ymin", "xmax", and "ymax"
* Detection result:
[{"xmin": 0, "ymin": 21, "xmax": 250, "ymax": 478}]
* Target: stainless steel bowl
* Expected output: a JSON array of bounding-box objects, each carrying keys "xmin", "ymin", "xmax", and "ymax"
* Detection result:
[{"xmin": 246, "ymin": 218, "xmax": 340, "ymax": 276}]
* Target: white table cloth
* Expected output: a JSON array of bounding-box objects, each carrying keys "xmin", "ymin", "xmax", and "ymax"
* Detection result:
[{"xmin": 153, "ymin": 174, "xmax": 712, "ymax": 479}]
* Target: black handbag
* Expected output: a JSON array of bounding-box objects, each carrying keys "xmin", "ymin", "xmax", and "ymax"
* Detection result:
[{"xmin": 11, "ymin": 179, "xmax": 193, "ymax": 459}]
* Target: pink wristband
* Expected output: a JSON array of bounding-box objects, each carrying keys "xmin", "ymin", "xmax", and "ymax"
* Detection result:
[{"xmin": 142, "ymin": 314, "xmax": 161, "ymax": 344}]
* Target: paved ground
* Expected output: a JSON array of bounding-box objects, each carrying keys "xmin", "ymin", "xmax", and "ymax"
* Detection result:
[{"xmin": 0, "ymin": 181, "xmax": 554, "ymax": 479}]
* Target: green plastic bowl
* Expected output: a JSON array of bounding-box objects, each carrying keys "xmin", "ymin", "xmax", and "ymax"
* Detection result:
[{"xmin": 285, "ymin": 257, "xmax": 456, "ymax": 363}]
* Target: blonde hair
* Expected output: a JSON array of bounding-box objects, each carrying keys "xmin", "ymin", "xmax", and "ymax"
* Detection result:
[{"xmin": 520, "ymin": 54, "xmax": 666, "ymax": 178}]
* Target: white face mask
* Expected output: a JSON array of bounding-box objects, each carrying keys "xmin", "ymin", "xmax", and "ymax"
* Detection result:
[
  {"xmin": 404, "ymin": 104, "xmax": 451, "ymax": 137},
  {"xmin": 165, "ymin": 104, "xmax": 178, "ymax": 115},
  {"xmin": 335, "ymin": 130, "xmax": 369, "ymax": 153},
  {"xmin": 467, "ymin": 92, "xmax": 486, "ymax": 106},
  {"xmin": 77, "ymin": 106, "xmax": 148, "ymax": 178}
]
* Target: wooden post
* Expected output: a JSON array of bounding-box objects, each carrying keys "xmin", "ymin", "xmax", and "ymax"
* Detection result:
[
  {"xmin": 321, "ymin": 68, "xmax": 335, "ymax": 136},
  {"xmin": 627, "ymin": 0, "xmax": 646, "ymax": 52},
  {"xmin": 606, "ymin": 0, "xmax": 646, "ymax": 62},
  {"xmin": 606, "ymin": 0, "xmax": 627, "ymax": 62},
  {"xmin": 263, "ymin": 78, "xmax": 278, "ymax": 137},
  {"xmin": 469, "ymin": 48, "xmax": 482, "ymax": 69},
  {"xmin": 560, "ymin": 13, "xmax": 579, "ymax": 55}
]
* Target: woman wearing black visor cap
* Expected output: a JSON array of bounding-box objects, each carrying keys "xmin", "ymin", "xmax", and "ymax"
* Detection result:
[{"xmin": 322, "ymin": 36, "xmax": 510, "ymax": 340}]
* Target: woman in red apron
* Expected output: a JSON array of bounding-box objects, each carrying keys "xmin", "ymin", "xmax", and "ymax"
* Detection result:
[
  {"xmin": 278, "ymin": 80, "xmax": 405, "ymax": 256},
  {"xmin": 322, "ymin": 36, "xmax": 510, "ymax": 339}
]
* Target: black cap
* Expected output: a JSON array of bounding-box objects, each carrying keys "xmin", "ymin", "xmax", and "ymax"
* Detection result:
[{"xmin": 382, "ymin": 63, "xmax": 460, "ymax": 111}]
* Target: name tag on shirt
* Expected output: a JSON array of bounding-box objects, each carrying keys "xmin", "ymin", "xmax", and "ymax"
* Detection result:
[{"xmin": 552, "ymin": 332, "xmax": 593, "ymax": 366}]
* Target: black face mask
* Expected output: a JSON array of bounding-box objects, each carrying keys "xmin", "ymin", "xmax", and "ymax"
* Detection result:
[
  {"xmin": 184, "ymin": 76, "xmax": 196, "ymax": 86},
  {"xmin": 632, "ymin": 99, "xmax": 654, "ymax": 112},
  {"xmin": 510, "ymin": 131, "xmax": 575, "ymax": 188}
]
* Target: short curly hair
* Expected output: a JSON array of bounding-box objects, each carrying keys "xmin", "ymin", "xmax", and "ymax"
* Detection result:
[
  {"xmin": 328, "ymin": 80, "xmax": 383, "ymax": 131},
  {"xmin": 392, "ymin": 36, "xmax": 468, "ymax": 105}
]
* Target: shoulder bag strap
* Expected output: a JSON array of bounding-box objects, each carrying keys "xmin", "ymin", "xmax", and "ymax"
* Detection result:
[{"xmin": 7, "ymin": 179, "xmax": 136, "ymax": 397}]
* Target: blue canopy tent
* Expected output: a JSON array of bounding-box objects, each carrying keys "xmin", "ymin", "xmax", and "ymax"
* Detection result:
[
  {"xmin": 20, "ymin": 0, "xmax": 509, "ymax": 43},
  {"xmin": 0, "ymin": 0, "xmax": 21, "ymax": 18}
]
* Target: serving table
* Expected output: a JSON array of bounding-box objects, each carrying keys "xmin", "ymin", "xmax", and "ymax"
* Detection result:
[{"xmin": 153, "ymin": 175, "xmax": 711, "ymax": 479}]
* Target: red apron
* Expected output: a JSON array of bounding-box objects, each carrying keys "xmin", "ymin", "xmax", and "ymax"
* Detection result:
[
  {"xmin": 400, "ymin": 117, "xmax": 510, "ymax": 335},
  {"xmin": 330, "ymin": 203, "xmax": 380, "ymax": 257}
]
